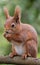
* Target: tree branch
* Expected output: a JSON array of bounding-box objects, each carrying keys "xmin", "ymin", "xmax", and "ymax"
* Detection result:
[{"xmin": 0, "ymin": 56, "xmax": 40, "ymax": 65}]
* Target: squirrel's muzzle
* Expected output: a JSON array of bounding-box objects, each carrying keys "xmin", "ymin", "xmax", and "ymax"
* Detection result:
[{"xmin": 5, "ymin": 30, "xmax": 14, "ymax": 34}]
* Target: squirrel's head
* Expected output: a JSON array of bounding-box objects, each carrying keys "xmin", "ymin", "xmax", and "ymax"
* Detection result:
[
  {"xmin": 4, "ymin": 6, "xmax": 21, "ymax": 41},
  {"xmin": 3, "ymin": 6, "xmax": 22, "ymax": 41}
]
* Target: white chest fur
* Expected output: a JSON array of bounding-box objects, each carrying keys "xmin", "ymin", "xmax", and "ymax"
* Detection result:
[{"xmin": 11, "ymin": 41, "xmax": 25, "ymax": 55}]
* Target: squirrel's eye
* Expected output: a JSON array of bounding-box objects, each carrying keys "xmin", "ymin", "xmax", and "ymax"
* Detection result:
[{"xmin": 11, "ymin": 23, "xmax": 15, "ymax": 28}]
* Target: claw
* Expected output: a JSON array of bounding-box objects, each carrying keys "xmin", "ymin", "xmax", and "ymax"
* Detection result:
[
  {"xmin": 22, "ymin": 54, "xmax": 27, "ymax": 59},
  {"xmin": 9, "ymin": 52, "xmax": 17, "ymax": 58},
  {"xmin": 9, "ymin": 53, "xmax": 14, "ymax": 58},
  {"xmin": 27, "ymin": 53, "xmax": 31, "ymax": 57}
]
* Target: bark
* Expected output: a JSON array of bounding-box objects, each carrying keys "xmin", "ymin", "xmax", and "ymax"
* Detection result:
[{"xmin": 0, "ymin": 56, "xmax": 40, "ymax": 65}]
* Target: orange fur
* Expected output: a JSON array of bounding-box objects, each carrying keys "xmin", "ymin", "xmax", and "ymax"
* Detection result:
[{"xmin": 3, "ymin": 6, "xmax": 38, "ymax": 58}]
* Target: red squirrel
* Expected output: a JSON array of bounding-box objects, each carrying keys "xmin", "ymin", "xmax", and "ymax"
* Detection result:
[{"xmin": 3, "ymin": 6, "xmax": 38, "ymax": 59}]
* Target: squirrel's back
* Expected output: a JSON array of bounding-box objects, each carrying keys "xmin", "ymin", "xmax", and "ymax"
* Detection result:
[{"xmin": 21, "ymin": 23, "xmax": 38, "ymax": 43}]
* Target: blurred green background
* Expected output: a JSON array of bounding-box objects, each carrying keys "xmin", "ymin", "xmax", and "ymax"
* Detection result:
[{"xmin": 0, "ymin": 0, "xmax": 40, "ymax": 64}]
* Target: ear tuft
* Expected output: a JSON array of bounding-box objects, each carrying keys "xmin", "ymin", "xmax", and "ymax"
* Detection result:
[
  {"xmin": 14, "ymin": 5, "xmax": 21, "ymax": 20},
  {"xmin": 4, "ymin": 7, "xmax": 10, "ymax": 19}
]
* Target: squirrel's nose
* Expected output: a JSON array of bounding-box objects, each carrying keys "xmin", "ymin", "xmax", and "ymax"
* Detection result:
[
  {"xmin": 5, "ymin": 30, "xmax": 12, "ymax": 34},
  {"xmin": 4, "ymin": 29, "xmax": 9, "ymax": 34},
  {"xmin": 6, "ymin": 31, "xmax": 9, "ymax": 33}
]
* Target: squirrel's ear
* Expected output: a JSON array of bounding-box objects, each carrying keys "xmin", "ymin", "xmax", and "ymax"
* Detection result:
[
  {"xmin": 4, "ymin": 7, "xmax": 10, "ymax": 19},
  {"xmin": 14, "ymin": 6, "xmax": 21, "ymax": 22}
]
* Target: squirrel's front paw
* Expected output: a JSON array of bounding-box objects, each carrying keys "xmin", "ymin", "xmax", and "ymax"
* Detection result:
[
  {"xmin": 22, "ymin": 53, "xmax": 31, "ymax": 59},
  {"xmin": 9, "ymin": 52, "xmax": 14, "ymax": 58},
  {"xmin": 9, "ymin": 52, "xmax": 17, "ymax": 58},
  {"xmin": 22, "ymin": 54, "xmax": 27, "ymax": 59}
]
